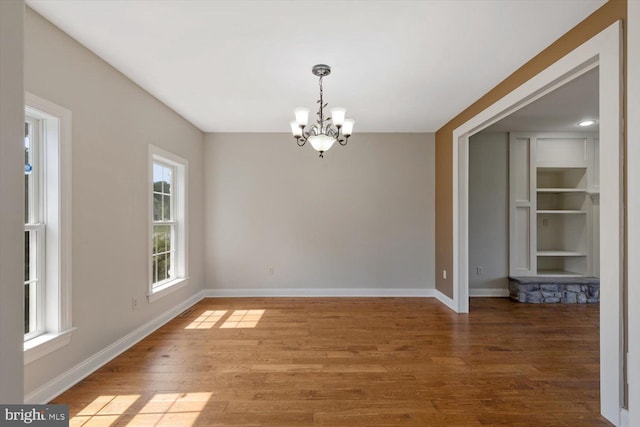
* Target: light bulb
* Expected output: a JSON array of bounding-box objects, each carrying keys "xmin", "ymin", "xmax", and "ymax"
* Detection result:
[
  {"xmin": 331, "ymin": 108, "xmax": 346, "ymax": 126},
  {"xmin": 342, "ymin": 119, "xmax": 354, "ymax": 136},
  {"xmin": 294, "ymin": 108, "xmax": 309, "ymax": 127},
  {"xmin": 578, "ymin": 119, "xmax": 597, "ymax": 127},
  {"xmin": 290, "ymin": 121, "xmax": 302, "ymax": 137}
]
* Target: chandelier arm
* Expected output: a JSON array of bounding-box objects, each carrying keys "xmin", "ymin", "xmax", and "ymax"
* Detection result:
[
  {"xmin": 337, "ymin": 135, "xmax": 349, "ymax": 146},
  {"xmin": 306, "ymin": 125, "xmax": 318, "ymax": 138},
  {"xmin": 295, "ymin": 124, "xmax": 317, "ymax": 145}
]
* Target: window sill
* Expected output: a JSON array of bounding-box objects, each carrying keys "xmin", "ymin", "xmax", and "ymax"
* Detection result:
[
  {"xmin": 148, "ymin": 277, "xmax": 190, "ymax": 303},
  {"xmin": 24, "ymin": 327, "xmax": 76, "ymax": 365}
]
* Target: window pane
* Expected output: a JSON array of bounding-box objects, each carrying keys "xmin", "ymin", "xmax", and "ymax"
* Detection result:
[
  {"xmin": 158, "ymin": 229, "xmax": 166, "ymax": 253},
  {"xmin": 24, "ymin": 228, "xmax": 38, "ymax": 336},
  {"xmin": 151, "ymin": 256, "xmax": 158, "ymax": 283},
  {"xmin": 157, "ymin": 253, "xmax": 167, "ymax": 282},
  {"xmin": 165, "ymin": 252, "xmax": 171, "ymax": 280},
  {"xmin": 167, "ymin": 250, "xmax": 173, "ymax": 279},
  {"xmin": 24, "ymin": 122, "xmax": 31, "ymax": 223},
  {"xmin": 24, "ymin": 230, "xmax": 30, "ymax": 282},
  {"xmin": 153, "ymin": 192, "xmax": 162, "ymax": 221},
  {"xmin": 24, "ymin": 282, "xmax": 30, "ymax": 334},
  {"xmin": 152, "ymin": 228, "xmax": 158, "ymax": 254},
  {"xmin": 153, "ymin": 163, "xmax": 163, "ymax": 187},
  {"xmin": 166, "ymin": 227, "xmax": 172, "ymax": 252},
  {"xmin": 24, "ymin": 275, "xmax": 37, "ymax": 336},
  {"xmin": 153, "ymin": 163, "xmax": 171, "ymax": 194},
  {"xmin": 25, "ymin": 174, "xmax": 29, "ymax": 223},
  {"xmin": 162, "ymin": 194, "xmax": 171, "ymax": 221},
  {"xmin": 153, "ymin": 225, "xmax": 170, "ymax": 254},
  {"xmin": 152, "ymin": 222, "xmax": 175, "ymax": 286},
  {"xmin": 152, "ymin": 255, "xmax": 158, "ymax": 284},
  {"xmin": 163, "ymin": 167, "xmax": 172, "ymax": 193}
]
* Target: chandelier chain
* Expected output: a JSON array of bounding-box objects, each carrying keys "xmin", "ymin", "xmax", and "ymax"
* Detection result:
[{"xmin": 318, "ymin": 75, "xmax": 325, "ymax": 129}]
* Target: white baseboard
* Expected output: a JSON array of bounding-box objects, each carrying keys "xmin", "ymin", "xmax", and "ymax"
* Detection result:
[
  {"xmin": 202, "ymin": 287, "xmax": 436, "ymax": 298},
  {"xmin": 469, "ymin": 288, "xmax": 509, "ymax": 297},
  {"xmin": 435, "ymin": 289, "xmax": 457, "ymax": 312},
  {"xmin": 620, "ymin": 408, "xmax": 628, "ymax": 427},
  {"xmin": 24, "ymin": 290, "xmax": 205, "ymax": 404}
]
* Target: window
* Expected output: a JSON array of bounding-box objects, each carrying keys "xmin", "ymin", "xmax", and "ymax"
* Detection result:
[
  {"xmin": 152, "ymin": 161, "xmax": 176, "ymax": 285},
  {"xmin": 149, "ymin": 146, "xmax": 188, "ymax": 301},
  {"xmin": 23, "ymin": 93, "xmax": 74, "ymax": 364},
  {"xmin": 24, "ymin": 117, "xmax": 44, "ymax": 339}
]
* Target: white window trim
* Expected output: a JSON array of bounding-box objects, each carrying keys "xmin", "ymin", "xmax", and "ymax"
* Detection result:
[
  {"xmin": 24, "ymin": 327, "xmax": 76, "ymax": 365},
  {"xmin": 24, "ymin": 116, "xmax": 45, "ymax": 340},
  {"xmin": 24, "ymin": 92, "xmax": 74, "ymax": 365},
  {"xmin": 148, "ymin": 145, "xmax": 188, "ymax": 303}
]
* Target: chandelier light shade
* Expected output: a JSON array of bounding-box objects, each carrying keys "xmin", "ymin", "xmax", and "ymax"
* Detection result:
[{"xmin": 290, "ymin": 64, "xmax": 354, "ymax": 158}]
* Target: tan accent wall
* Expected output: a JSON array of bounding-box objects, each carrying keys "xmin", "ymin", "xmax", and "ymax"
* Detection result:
[{"xmin": 434, "ymin": 0, "xmax": 627, "ymax": 298}]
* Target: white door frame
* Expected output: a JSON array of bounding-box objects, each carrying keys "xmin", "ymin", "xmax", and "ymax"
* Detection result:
[
  {"xmin": 627, "ymin": 1, "xmax": 640, "ymax": 425},
  {"xmin": 451, "ymin": 22, "xmax": 623, "ymax": 425}
]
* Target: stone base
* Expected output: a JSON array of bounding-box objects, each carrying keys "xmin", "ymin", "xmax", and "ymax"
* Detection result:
[{"xmin": 509, "ymin": 276, "xmax": 599, "ymax": 304}]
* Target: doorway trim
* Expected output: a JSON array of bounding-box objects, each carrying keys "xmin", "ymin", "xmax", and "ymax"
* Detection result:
[{"xmin": 451, "ymin": 22, "xmax": 622, "ymax": 424}]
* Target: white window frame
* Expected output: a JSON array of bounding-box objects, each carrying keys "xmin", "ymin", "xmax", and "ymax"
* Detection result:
[
  {"xmin": 23, "ymin": 93, "xmax": 75, "ymax": 365},
  {"xmin": 24, "ymin": 116, "xmax": 45, "ymax": 340},
  {"xmin": 148, "ymin": 145, "xmax": 188, "ymax": 302}
]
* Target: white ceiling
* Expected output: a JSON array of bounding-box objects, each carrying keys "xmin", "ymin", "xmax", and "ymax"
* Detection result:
[
  {"xmin": 26, "ymin": 0, "xmax": 606, "ymax": 133},
  {"xmin": 485, "ymin": 66, "xmax": 599, "ymax": 132}
]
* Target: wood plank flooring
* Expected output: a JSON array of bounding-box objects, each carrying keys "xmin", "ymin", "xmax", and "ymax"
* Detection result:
[{"xmin": 52, "ymin": 297, "xmax": 612, "ymax": 426}]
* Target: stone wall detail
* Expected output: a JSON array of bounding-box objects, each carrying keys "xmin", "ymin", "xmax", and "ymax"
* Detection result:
[{"xmin": 509, "ymin": 277, "xmax": 599, "ymax": 303}]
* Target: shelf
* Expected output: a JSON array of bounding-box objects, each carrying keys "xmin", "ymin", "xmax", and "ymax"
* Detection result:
[
  {"xmin": 536, "ymin": 269, "xmax": 586, "ymax": 277},
  {"xmin": 537, "ymin": 210, "xmax": 586, "ymax": 214},
  {"xmin": 536, "ymin": 188, "xmax": 587, "ymax": 193},
  {"xmin": 537, "ymin": 251, "xmax": 586, "ymax": 257}
]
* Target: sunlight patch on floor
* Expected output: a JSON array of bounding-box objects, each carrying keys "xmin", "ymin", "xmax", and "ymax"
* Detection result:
[
  {"xmin": 184, "ymin": 310, "xmax": 227, "ymax": 329},
  {"xmin": 220, "ymin": 309, "xmax": 265, "ymax": 329},
  {"xmin": 127, "ymin": 392, "xmax": 211, "ymax": 427},
  {"xmin": 70, "ymin": 392, "xmax": 212, "ymax": 427},
  {"xmin": 71, "ymin": 394, "xmax": 140, "ymax": 426}
]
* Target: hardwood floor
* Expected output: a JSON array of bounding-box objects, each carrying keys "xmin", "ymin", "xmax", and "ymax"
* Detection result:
[{"xmin": 52, "ymin": 297, "xmax": 611, "ymax": 426}]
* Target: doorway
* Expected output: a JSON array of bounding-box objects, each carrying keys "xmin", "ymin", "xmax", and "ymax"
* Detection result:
[
  {"xmin": 468, "ymin": 67, "xmax": 599, "ymax": 296},
  {"xmin": 452, "ymin": 22, "xmax": 622, "ymax": 424}
]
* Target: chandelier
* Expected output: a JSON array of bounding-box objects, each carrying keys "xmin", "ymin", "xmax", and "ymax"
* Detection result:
[{"xmin": 290, "ymin": 64, "xmax": 354, "ymax": 158}]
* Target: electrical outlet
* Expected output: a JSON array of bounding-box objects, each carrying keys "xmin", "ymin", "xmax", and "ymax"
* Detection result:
[
  {"xmin": 476, "ymin": 266, "xmax": 483, "ymax": 276},
  {"xmin": 132, "ymin": 298, "xmax": 138, "ymax": 310},
  {"xmin": 268, "ymin": 266, "xmax": 274, "ymax": 275},
  {"xmin": 442, "ymin": 270, "xmax": 447, "ymax": 280}
]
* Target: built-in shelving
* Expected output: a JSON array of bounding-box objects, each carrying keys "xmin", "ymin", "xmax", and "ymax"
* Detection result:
[
  {"xmin": 509, "ymin": 132, "xmax": 597, "ymax": 278},
  {"xmin": 537, "ymin": 250, "xmax": 586, "ymax": 257},
  {"xmin": 536, "ymin": 269, "xmax": 585, "ymax": 277},
  {"xmin": 537, "ymin": 210, "xmax": 587, "ymax": 214},
  {"xmin": 537, "ymin": 188, "xmax": 588, "ymax": 193},
  {"xmin": 536, "ymin": 166, "xmax": 589, "ymax": 277}
]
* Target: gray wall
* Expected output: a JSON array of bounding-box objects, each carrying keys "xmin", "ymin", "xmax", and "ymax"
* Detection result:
[
  {"xmin": 0, "ymin": 0, "xmax": 25, "ymax": 403},
  {"xmin": 23, "ymin": 7, "xmax": 205, "ymax": 396},
  {"xmin": 468, "ymin": 132, "xmax": 509, "ymax": 292},
  {"xmin": 204, "ymin": 133, "xmax": 435, "ymax": 294}
]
